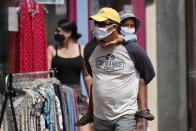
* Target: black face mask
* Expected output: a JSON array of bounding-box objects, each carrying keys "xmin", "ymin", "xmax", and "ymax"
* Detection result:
[{"xmin": 54, "ymin": 34, "xmax": 65, "ymax": 43}]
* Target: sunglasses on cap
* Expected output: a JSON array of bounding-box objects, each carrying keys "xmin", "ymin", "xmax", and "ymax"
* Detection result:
[{"xmin": 94, "ymin": 21, "xmax": 115, "ymax": 27}]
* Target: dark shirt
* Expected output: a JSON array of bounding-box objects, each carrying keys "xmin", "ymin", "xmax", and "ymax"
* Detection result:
[{"xmin": 51, "ymin": 45, "xmax": 84, "ymax": 84}]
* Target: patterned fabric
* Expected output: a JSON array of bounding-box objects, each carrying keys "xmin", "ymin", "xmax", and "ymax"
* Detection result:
[
  {"xmin": 0, "ymin": 89, "xmax": 45, "ymax": 131},
  {"xmin": 55, "ymin": 96, "xmax": 63, "ymax": 130},
  {"xmin": 0, "ymin": 78, "xmax": 63, "ymax": 131},
  {"xmin": 43, "ymin": 90, "xmax": 57, "ymax": 131},
  {"xmin": 37, "ymin": 82, "xmax": 59, "ymax": 131},
  {"xmin": 19, "ymin": 1, "xmax": 48, "ymax": 73}
]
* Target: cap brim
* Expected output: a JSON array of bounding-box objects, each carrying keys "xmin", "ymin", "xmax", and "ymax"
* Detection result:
[{"xmin": 89, "ymin": 15, "xmax": 108, "ymax": 22}]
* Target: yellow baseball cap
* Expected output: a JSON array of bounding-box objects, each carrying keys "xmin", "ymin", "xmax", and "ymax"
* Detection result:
[{"xmin": 89, "ymin": 7, "xmax": 120, "ymax": 23}]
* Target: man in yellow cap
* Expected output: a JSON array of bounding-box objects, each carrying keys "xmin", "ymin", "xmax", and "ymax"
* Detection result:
[{"xmin": 79, "ymin": 7, "xmax": 155, "ymax": 131}]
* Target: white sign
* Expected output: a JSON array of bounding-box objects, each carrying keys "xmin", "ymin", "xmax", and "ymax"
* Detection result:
[
  {"xmin": 8, "ymin": 7, "xmax": 19, "ymax": 32},
  {"xmin": 36, "ymin": 0, "xmax": 64, "ymax": 5}
]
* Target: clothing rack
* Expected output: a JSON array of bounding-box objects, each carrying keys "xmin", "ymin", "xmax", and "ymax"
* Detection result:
[
  {"xmin": 0, "ymin": 73, "xmax": 18, "ymax": 131},
  {"xmin": 12, "ymin": 70, "xmax": 55, "ymax": 77},
  {"xmin": 0, "ymin": 70, "xmax": 56, "ymax": 131}
]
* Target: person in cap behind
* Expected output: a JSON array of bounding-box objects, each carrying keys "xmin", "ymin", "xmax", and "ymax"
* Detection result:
[
  {"xmin": 76, "ymin": 7, "xmax": 155, "ymax": 130},
  {"xmin": 119, "ymin": 10, "xmax": 155, "ymax": 121}
]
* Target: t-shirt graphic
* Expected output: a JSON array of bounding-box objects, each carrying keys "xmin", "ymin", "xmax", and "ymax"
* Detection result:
[{"xmin": 96, "ymin": 54, "xmax": 125, "ymax": 72}]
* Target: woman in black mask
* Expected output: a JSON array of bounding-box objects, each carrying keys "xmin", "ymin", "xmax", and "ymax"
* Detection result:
[{"xmin": 47, "ymin": 18, "xmax": 92, "ymax": 131}]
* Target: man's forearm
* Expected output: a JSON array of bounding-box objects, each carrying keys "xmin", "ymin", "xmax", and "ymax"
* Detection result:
[{"xmin": 87, "ymin": 84, "xmax": 93, "ymax": 115}]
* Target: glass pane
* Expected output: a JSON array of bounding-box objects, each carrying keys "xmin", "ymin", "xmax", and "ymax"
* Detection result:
[{"xmin": 43, "ymin": 4, "xmax": 67, "ymax": 46}]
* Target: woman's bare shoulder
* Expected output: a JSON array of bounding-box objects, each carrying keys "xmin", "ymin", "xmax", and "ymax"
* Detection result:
[
  {"xmin": 47, "ymin": 44, "xmax": 56, "ymax": 50},
  {"xmin": 47, "ymin": 44, "xmax": 56, "ymax": 56}
]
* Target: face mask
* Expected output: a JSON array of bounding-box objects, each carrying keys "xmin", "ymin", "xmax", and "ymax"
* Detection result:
[
  {"xmin": 54, "ymin": 34, "xmax": 65, "ymax": 43},
  {"xmin": 94, "ymin": 24, "xmax": 114, "ymax": 40},
  {"xmin": 120, "ymin": 27, "xmax": 135, "ymax": 36}
]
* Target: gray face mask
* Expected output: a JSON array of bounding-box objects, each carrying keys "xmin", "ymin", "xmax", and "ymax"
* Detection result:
[{"xmin": 94, "ymin": 24, "xmax": 114, "ymax": 40}]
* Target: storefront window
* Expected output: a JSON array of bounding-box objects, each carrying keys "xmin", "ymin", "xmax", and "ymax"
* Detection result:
[{"xmin": 43, "ymin": 4, "xmax": 67, "ymax": 46}]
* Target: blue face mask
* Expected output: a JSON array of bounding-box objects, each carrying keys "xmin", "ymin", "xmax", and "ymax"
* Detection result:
[
  {"xmin": 120, "ymin": 27, "xmax": 135, "ymax": 36},
  {"xmin": 120, "ymin": 27, "xmax": 137, "ymax": 42}
]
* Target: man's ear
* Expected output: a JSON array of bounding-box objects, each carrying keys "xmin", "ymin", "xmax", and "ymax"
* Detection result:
[{"xmin": 113, "ymin": 24, "xmax": 118, "ymax": 29}]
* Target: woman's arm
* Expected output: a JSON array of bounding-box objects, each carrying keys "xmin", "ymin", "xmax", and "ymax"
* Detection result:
[{"xmin": 47, "ymin": 45, "xmax": 56, "ymax": 70}]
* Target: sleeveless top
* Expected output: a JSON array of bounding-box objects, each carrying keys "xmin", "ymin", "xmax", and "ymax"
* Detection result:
[{"xmin": 51, "ymin": 45, "xmax": 84, "ymax": 84}]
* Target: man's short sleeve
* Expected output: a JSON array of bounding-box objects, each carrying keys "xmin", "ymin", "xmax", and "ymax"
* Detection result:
[
  {"xmin": 124, "ymin": 41, "xmax": 155, "ymax": 85},
  {"xmin": 84, "ymin": 39, "xmax": 98, "ymax": 77}
]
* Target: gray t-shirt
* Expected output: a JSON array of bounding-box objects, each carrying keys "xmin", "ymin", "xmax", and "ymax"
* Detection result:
[{"xmin": 84, "ymin": 39, "xmax": 155, "ymax": 120}]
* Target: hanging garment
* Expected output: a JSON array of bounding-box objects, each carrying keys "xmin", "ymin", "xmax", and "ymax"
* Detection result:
[
  {"xmin": 19, "ymin": 1, "xmax": 48, "ymax": 73},
  {"xmin": 53, "ymin": 84, "xmax": 69, "ymax": 131},
  {"xmin": 62, "ymin": 85, "xmax": 79, "ymax": 131},
  {"xmin": 0, "ymin": 77, "xmax": 64, "ymax": 131},
  {"xmin": 0, "ymin": 89, "xmax": 45, "ymax": 131},
  {"xmin": 69, "ymin": 86, "xmax": 80, "ymax": 131}
]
